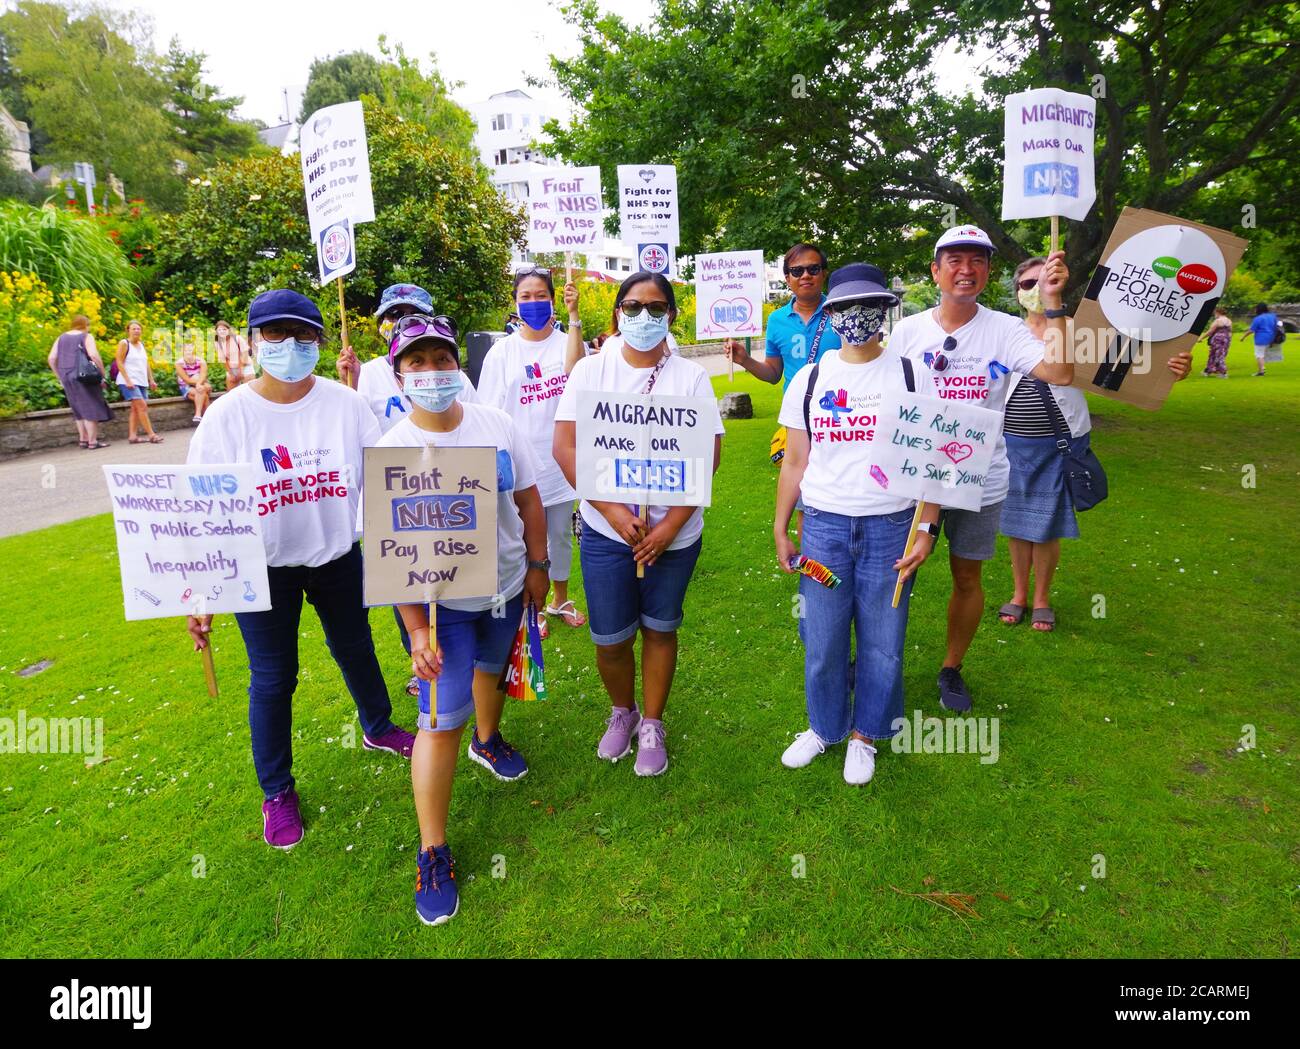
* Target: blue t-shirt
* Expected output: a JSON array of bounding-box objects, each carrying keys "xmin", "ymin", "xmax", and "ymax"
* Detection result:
[
  {"xmin": 764, "ymin": 297, "xmax": 842, "ymax": 390},
  {"xmin": 1249, "ymin": 313, "xmax": 1278, "ymax": 346}
]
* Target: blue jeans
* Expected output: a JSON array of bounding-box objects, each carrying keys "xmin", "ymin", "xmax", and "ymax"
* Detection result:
[
  {"xmin": 579, "ymin": 529, "xmax": 702, "ymax": 645},
  {"xmin": 800, "ymin": 505, "xmax": 916, "ymax": 742},
  {"xmin": 234, "ymin": 543, "xmax": 398, "ymax": 798}
]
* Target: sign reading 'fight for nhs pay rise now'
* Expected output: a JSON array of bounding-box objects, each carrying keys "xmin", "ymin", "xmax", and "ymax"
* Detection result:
[{"xmin": 574, "ymin": 391, "xmax": 718, "ymax": 507}]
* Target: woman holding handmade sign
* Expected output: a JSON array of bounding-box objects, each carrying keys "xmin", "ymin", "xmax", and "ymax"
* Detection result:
[
  {"xmin": 376, "ymin": 315, "xmax": 550, "ymax": 926},
  {"xmin": 774, "ymin": 263, "xmax": 939, "ymax": 786},
  {"xmin": 478, "ymin": 265, "xmax": 587, "ymax": 638},
  {"xmin": 185, "ymin": 289, "xmax": 417, "ymax": 851},
  {"xmin": 553, "ymin": 272, "xmax": 724, "ymax": 778}
]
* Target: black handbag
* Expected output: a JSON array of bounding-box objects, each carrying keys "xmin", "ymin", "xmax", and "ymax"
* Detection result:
[
  {"xmin": 1032, "ymin": 380, "xmax": 1107, "ymax": 511},
  {"xmin": 74, "ymin": 337, "xmax": 102, "ymax": 384}
]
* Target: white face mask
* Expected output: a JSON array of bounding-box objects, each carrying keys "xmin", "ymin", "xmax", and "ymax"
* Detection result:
[{"xmin": 403, "ymin": 370, "xmax": 463, "ymax": 413}]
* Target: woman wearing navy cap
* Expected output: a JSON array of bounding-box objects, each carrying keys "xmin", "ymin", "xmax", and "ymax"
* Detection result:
[{"xmin": 186, "ymin": 288, "xmax": 416, "ymax": 851}]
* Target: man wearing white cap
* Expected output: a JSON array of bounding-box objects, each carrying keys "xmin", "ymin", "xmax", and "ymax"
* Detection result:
[{"xmin": 887, "ymin": 225, "xmax": 1073, "ymax": 713}]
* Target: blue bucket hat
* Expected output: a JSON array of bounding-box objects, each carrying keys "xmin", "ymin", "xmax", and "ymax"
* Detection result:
[
  {"xmin": 824, "ymin": 263, "xmax": 899, "ymax": 309},
  {"xmin": 247, "ymin": 289, "xmax": 324, "ymax": 332},
  {"xmin": 375, "ymin": 283, "xmax": 434, "ymax": 319}
]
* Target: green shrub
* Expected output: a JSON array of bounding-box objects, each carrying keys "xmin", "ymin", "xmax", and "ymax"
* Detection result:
[{"xmin": 0, "ymin": 201, "xmax": 138, "ymax": 301}]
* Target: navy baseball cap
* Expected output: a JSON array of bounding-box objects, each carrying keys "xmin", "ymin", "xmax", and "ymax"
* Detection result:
[
  {"xmin": 247, "ymin": 289, "xmax": 324, "ymax": 332},
  {"xmin": 824, "ymin": 263, "xmax": 899, "ymax": 308},
  {"xmin": 375, "ymin": 283, "xmax": 434, "ymax": 319}
]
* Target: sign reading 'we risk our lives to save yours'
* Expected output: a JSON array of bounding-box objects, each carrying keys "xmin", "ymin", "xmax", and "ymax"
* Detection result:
[
  {"xmin": 573, "ymin": 390, "xmax": 720, "ymax": 507},
  {"xmin": 361, "ymin": 446, "xmax": 499, "ymax": 607},
  {"xmin": 864, "ymin": 393, "xmax": 1003, "ymax": 512}
]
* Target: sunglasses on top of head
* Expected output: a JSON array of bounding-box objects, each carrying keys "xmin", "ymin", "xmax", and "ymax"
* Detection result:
[
  {"xmin": 620, "ymin": 300, "xmax": 671, "ymax": 319},
  {"xmin": 787, "ymin": 263, "xmax": 824, "ymax": 278},
  {"xmin": 515, "ymin": 264, "xmax": 551, "ymax": 278},
  {"xmin": 391, "ymin": 313, "xmax": 458, "ymax": 345}
]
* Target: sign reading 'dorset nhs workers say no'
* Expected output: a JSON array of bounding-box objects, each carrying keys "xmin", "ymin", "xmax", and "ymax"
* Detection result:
[
  {"xmin": 527, "ymin": 166, "xmax": 604, "ymax": 252},
  {"xmin": 361, "ymin": 446, "xmax": 499, "ymax": 607},
  {"xmin": 695, "ymin": 250, "xmax": 764, "ymax": 340},
  {"xmin": 103, "ymin": 464, "xmax": 271, "ymax": 620},
  {"xmin": 1002, "ymin": 88, "xmax": 1096, "ymax": 222},
  {"xmin": 574, "ymin": 390, "xmax": 719, "ymax": 508},
  {"xmin": 299, "ymin": 101, "xmax": 375, "ymax": 241},
  {"xmin": 865, "ymin": 393, "xmax": 1002, "ymax": 512}
]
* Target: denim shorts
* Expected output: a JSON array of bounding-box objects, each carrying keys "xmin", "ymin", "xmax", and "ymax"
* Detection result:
[
  {"xmin": 118, "ymin": 384, "xmax": 147, "ymax": 401},
  {"xmin": 939, "ymin": 500, "xmax": 1004, "ymax": 561},
  {"xmin": 579, "ymin": 528, "xmax": 702, "ymax": 645},
  {"xmin": 416, "ymin": 589, "xmax": 523, "ymax": 732}
]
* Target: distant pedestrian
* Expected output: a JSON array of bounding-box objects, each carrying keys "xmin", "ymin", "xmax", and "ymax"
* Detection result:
[
  {"xmin": 114, "ymin": 319, "xmax": 162, "ymax": 444},
  {"xmin": 1200, "ymin": 307, "xmax": 1232, "ymax": 377},
  {"xmin": 176, "ymin": 342, "xmax": 212, "ymax": 421},
  {"xmin": 1242, "ymin": 303, "xmax": 1280, "ymax": 376},
  {"xmin": 216, "ymin": 319, "xmax": 254, "ymax": 389},
  {"xmin": 47, "ymin": 314, "xmax": 111, "ymax": 449}
]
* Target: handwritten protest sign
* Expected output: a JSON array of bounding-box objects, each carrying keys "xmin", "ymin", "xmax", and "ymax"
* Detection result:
[
  {"xmin": 299, "ymin": 101, "xmax": 375, "ymax": 241},
  {"xmin": 361, "ymin": 446, "xmax": 499, "ymax": 606},
  {"xmin": 695, "ymin": 250, "xmax": 764, "ymax": 340},
  {"xmin": 1002, "ymin": 88, "xmax": 1096, "ymax": 222},
  {"xmin": 865, "ymin": 393, "xmax": 1003, "ymax": 512},
  {"xmin": 1071, "ymin": 208, "xmax": 1247, "ymax": 410},
  {"xmin": 527, "ymin": 166, "xmax": 604, "ymax": 252},
  {"xmin": 573, "ymin": 390, "xmax": 719, "ymax": 507},
  {"xmin": 103, "ymin": 464, "xmax": 270, "ymax": 620},
  {"xmin": 618, "ymin": 164, "xmax": 679, "ymax": 246}
]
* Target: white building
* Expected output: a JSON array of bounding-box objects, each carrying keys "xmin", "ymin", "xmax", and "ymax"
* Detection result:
[
  {"xmin": 467, "ymin": 88, "xmax": 637, "ymax": 280},
  {"xmin": 0, "ymin": 104, "xmax": 33, "ymax": 174}
]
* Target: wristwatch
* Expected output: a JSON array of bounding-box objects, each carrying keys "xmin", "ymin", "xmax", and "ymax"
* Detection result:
[
  {"xmin": 528, "ymin": 558, "xmax": 552, "ymax": 572},
  {"xmin": 569, "ymin": 318, "xmax": 583, "ymax": 329},
  {"xmin": 1043, "ymin": 307, "xmax": 1070, "ymax": 318},
  {"xmin": 917, "ymin": 522, "xmax": 940, "ymax": 539}
]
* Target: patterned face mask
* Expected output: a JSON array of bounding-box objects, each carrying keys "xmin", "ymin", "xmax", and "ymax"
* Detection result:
[
  {"xmin": 828, "ymin": 303, "xmax": 887, "ymax": 345},
  {"xmin": 1017, "ymin": 285, "xmax": 1044, "ymax": 314}
]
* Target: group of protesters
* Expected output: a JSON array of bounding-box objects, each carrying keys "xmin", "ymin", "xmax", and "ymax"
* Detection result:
[{"xmin": 166, "ymin": 222, "xmax": 1199, "ymax": 928}]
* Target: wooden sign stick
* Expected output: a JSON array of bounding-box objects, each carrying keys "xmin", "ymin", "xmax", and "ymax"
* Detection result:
[
  {"xmin": 338, "ymin": 277, "xmax": 355, "ymax": 390},
  {"xmin": 200, "ymin": 644, "xmax": 218, "ymax": 697},
  {"xmin": 891, "ymin": 500, "xmax": 926, "ymax": 609},
  {"xmin": 636, "ymin": 503, "xmax": 649, "ymax": 579},
  {"xmin": 565, "ymin": 251, "xmax": 573, "ymax": 285},
  {"xmin": 1050, "ymin": 215, "xmax": 1060, "ymax": 255}
]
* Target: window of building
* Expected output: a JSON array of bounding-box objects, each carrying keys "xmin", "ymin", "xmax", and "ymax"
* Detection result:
[
  {"xmin": 494, "ymin": 149, "xmax": 508, "ymax": 166},
  {"xmin": 490, "ymin": 113, "xmax": 513, "ymax": 131}
]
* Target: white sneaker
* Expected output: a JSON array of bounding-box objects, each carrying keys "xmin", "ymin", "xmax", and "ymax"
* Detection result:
[
  {"xmin": 781, "ymin": 728, "xmax": 827, "ymax": 769},
  {"xmin": 844, "ymin": 738, "xmax": 877, "ymax": 786}
]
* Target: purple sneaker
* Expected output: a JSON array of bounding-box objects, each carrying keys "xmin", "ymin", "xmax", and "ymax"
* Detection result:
[
  {"xmin": 364, "ymin": 725, "xmax": 415, "ymax": 758},
  {"xmin": 597, "ymin": 704, "xmax": 641, "ymax": 762},
  {"xmin": 262, "ymin": 788, "xmax": 304, "ymax": 850},
  {"xmin": 634, "ymin": 719, "xmax": 668, "ymax": 777}
]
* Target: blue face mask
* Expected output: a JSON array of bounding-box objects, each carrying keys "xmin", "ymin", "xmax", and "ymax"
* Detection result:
[
  {"xmin": 404, "ymin": 370, "xmax": 463, "ymax": 413},
  {"xmin": 620, "ymin": 309, "xmax": 670, "ymax": 351},
  {"xmin": 257, "ymin": 338, "xmax": 320, "ymax": 382},
  {"xmin": 517, "ymin": 300, "xmax": 553, "ymax": 331}
]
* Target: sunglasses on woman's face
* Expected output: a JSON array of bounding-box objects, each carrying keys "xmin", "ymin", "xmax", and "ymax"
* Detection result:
[
  {"xmin": 931, "ymin": 335, "xmax": 957, "ymax": 372},
  {"xmin": 1017, "ymin": 277, "xmax": 1039, "ymax": 291},
  {"xmin": 787, "ymin": 264, "xmax": 824, "ymax": 278},
  {"xmin": 391, "ymin": 313, "xmax": 458, "ymax": 344},
  {"xmin": 258, "ymin": 323, "xmax": 321, "ymax": 344},
  {"xmin": 620, "ymin": 300, "xmax": 671, "ymax": 319}
]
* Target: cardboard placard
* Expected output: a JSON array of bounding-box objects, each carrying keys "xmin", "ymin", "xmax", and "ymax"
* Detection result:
[
  {"xmin": 574, "ymin": 390, "xmax": 718, "ymax": 507},
  {"xmin": 695, "ymin": 250, "xmax": 764, "ymax": 340},
  {"xmin": 299, "ymin": 101, "xmax": 375, "ymax": 241},
  {"xmin": 1002, "ymin": 88, "xmax": 1097, "ymax": 222},
  {"xmin": 864, "ymin": 394, "xmax": 1003, "ymax": 512},
  {"xmin": 103, "ymin": 464, "xmax": 271, "ymax": 620},
  {"xmin": 618, "ymin": 164, "xmax": 679, "ymax": 246},
  {"xmin": 526, "ymin": 166, "xmax": 604, "ymax": 252},
  {"xmin": 361, "ymin": 446, "xmax": 499, "ymax": 606},
  {"xmin": 1070, "ymin": 208, "xmax": 1247, "ymax": 410}
]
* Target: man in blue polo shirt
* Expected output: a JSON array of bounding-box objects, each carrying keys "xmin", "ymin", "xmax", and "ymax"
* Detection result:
[{"xmin": 725, "ymin": 243, "xmax": 840, "ymax": 389}]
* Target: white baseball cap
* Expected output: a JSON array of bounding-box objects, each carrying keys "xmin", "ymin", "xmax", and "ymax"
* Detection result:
[{"xmin": 934, "ymin": 225, "xmax": 995, "ymax": 258}]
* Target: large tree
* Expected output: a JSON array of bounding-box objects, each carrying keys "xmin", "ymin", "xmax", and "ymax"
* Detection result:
[
  {"xmin": 545, "ymin": 0, "xmax": 1300, "ymax": 294},
  {"xmin": 163, "ymin": 40, "xmax": 263, "ymax": 170},
  {"xmin": 298, "ymin": 51, "xmax": 385, "ymax": 124}
]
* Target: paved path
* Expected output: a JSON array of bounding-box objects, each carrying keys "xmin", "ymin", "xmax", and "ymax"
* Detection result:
[
  {"xmin": 0, "ymin": 353, "xmax": 740, "ymax": 539},
  {"xmin": 0, "ymin": 431, "xmax": 194, "ymax": 539}
]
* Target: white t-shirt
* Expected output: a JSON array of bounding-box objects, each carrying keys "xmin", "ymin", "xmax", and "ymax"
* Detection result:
[
  {"xmin": 779, "ymin": 349, "xmax": 930, "ymax": 517},
  {"xmin": 187, "ymin": 378, "xmax": 379, "ymax": 568},
  {"xmin": 554, "ymin": 346, "xmax": 724, "ymax": 551},
  {"xmin": 475, "ymin": 329, "xmax": 576, "ymax": 506},
  {"xmin": 116, "ymin": 341, "xmax": 149, "ymax": 386},
  {"xmin": 887, "ymin": 304, "xmax": 1044, "ymax": 506},
  {"xmin": 370, "ymin": 406, "xmax": 540, "ymax": 613},
  {"xmin": 356, "ymin": 356, "xmax": 477, "ymax": 435}
]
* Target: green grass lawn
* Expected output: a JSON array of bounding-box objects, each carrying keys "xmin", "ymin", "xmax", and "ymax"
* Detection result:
[{"xmin": 1, "ymin": 338, "xmax": 1296, "ymax": 958}]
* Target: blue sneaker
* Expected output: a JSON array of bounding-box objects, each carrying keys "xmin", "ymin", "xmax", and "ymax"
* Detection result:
[
  {"xmin": 467, "ymin": 730, "xmax": 529, "ymax": 781},
  {"xmin": 415, "ymin": 844, "xmax": 459, "ymax": 926}
]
